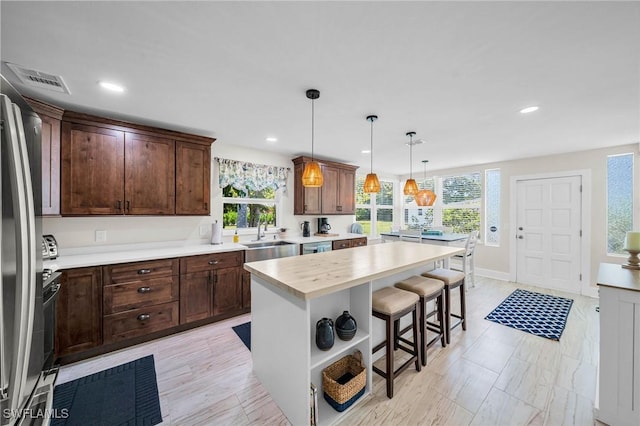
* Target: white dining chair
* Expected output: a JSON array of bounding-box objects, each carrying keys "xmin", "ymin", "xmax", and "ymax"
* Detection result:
[
  {"xmin": 399, "ymin": 229, "xmax": 423, "ymax": 243},
  {"xmin": 452, "ymin": 230, "xmax": 479, "ymax": 287}
]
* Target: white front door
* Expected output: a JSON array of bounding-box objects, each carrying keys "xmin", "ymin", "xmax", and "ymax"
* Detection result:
[{"xmin": 516, "ymin": 176, "xmax": 582, "ymax": 293}]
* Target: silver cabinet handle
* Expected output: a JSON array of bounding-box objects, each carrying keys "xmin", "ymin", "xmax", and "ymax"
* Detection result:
[
  {"xmin": 208, "ymin": 260, "xmax": 219, "ymax": 265},
  {"xmin": 137, "ymin": 314, "xmax": 151, "ymax": 321},
  {"xmin": 137, "ymin": 287, "xmax": 152, "ymax": 293},
  {"xmin": 137, "ymin": 269, "xmax": 151, "ymax": 274}
]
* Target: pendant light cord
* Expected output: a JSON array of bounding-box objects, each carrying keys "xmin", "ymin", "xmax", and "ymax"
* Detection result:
[
  {"xmin": 311, "ymin": 98, "xmax": 315, "ymax": 161},
  {"xmin": 370, "ymin": 119, "xmax": 374, "ymax": 173},
  {"xmin": 409, "ymin": 134, "xmax": 413, "ymax": 179}
]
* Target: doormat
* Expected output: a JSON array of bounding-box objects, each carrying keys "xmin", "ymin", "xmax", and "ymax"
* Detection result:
[
  {"xmin": 484, "ymin": 289, "xmax": 573, "ymax": 341},
  {"xmin": 232, "ymin": 322, "xmax": 251, "ymax": 350},
  {"xmin": 51, "ymin": 355, "xmax": 161, "ymax": 426}
]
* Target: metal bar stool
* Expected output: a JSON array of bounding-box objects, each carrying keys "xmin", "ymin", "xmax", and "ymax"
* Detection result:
[
  {"xmin": 421, "ymin": 268, "xmax": 466, "ymax": 344},
  {"xmin": 372, "ymin": 286, "xmax": 421, "ymax": 398},
  {"xmin": 395, "ymin": 275, "xmax": 446, "ymax": 366}
]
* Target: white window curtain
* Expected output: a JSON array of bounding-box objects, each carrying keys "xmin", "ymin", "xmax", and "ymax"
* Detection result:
[{"xmin": 216, "ymin": 158, "xmax": 289, "ymax": 193}]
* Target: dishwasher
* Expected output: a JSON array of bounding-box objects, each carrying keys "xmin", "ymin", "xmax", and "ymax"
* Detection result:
[{"xmin": 301, "ymin": 241, "xmax": 333, "ymax": 255}]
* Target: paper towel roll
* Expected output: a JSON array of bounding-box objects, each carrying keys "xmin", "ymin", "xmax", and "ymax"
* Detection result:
[{"xmin": 211, "ymin": 221, "xmax": 223, "ymax": 245}]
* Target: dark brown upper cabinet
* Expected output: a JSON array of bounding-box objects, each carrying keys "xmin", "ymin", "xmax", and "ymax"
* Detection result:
[
  {"xmin": 25, "ymin": 97, "xmax": 63, "ymax": 216},
  {"xmin": 292, "ymin": 156, "xmax": 358, "ymax": 215},
  {"xmin": 60, "ymin": 111, "xmax": 214, "ymax": 216}
]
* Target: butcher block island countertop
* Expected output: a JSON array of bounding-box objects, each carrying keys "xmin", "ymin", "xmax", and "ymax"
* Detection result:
[{"xmin": 243, "ymin": 242, "xmax": 464, "ymax": 300}]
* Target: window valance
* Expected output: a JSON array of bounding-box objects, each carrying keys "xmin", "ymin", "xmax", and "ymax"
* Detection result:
[{"xmin": 216, "ymin": 158, "xmax": 289, "ymax": 193}]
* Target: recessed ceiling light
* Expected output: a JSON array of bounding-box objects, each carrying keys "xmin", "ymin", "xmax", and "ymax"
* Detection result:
[
  {"xmin": 519, "ymin": 106, "xmax": 539, "ymax": 114},
  {"xmin": 265, "ymin": 137, "xmax": 278, "ymax": 142},
  {"xmin": 98, "ymin": 81, "xmax": 125, "ymax": 93},
  {"xmin": 361, "ymin": 150, "xmax": 371, "ymax": 154}
]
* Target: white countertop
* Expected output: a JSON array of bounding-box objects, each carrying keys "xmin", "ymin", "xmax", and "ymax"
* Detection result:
[{"xmin": 43, "ymin": 233, "xmax": 368, "ymax": 271}]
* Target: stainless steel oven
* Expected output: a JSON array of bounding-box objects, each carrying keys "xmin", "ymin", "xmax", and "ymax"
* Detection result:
[{"xmin": 41, "ymin": 269, "xmax": 61, "ymax": 372}]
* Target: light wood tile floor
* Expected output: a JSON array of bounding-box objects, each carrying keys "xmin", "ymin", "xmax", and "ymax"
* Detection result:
[{"xmin": 57, "ymin": 277, "xmax": 601, "ymax": 425}]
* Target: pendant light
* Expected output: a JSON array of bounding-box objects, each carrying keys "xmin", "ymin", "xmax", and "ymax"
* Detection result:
[
  {"xmin": 363, "ymin": 115, "xmax": 381, "ymax": 193},
  {"xmin": 302, "ymin": 89, "xmax": 323, "ymax": 187},
  {"xmin": 415, "ymin": 160, "xmax": 437, "ymax": 206},
  {"xmin": 403, "ymin": 132, "xmax": 419, "ymax": 195}
]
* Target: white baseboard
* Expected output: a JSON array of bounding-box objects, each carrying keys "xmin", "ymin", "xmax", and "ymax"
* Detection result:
[{"xmin": 476, "ymin": 267, "xmax": 510, "ymax": 282}]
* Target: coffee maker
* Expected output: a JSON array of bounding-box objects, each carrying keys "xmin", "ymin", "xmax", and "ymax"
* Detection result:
[{"xmin": 318, "ymin": 217, "xmax": 331, "ymax": 234}]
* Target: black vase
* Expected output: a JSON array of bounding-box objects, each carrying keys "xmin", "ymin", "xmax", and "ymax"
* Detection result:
[
  {"xmin": 315, "ymin": 318, "xmax": 335, "ymax": 351},
  {"xmin": 335, "ymin": 310, "xmax": 357, "ymax": 341}
]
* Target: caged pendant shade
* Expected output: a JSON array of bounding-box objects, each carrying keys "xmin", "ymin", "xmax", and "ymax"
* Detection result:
[
  {"xmin": 363, "ymin": 115, "xmax": 381, "ymax": 193},
  {"xmin": 302, "ymin": 89, "xmax": 323, "ymax": 187},
  {"xmin": 403, "ymin": 132, "xmax": 419, "ymax": 195},
  {"xmin": 415, "ymin": 160, "xmax": 437, "ymax": 206}
]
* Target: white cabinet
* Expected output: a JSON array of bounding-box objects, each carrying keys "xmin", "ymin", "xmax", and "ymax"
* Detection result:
[
  {"xmin": 251, "ymin": 277, "xmax": 372, "ymax": 425},
  {"xmin": 596, "ymin": 263, "xmax": 640, "ymax": 426}
]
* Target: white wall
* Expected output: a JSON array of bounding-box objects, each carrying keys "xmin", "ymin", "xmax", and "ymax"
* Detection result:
[
  {"xmin": 43, "ymin": 143, "xmax": 356, "ymax": 248},
  {"xmin": 397, "ymin": 143, "xmax": 639, "ymax": 292}
]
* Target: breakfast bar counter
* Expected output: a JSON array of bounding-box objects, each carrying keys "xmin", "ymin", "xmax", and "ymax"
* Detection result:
[{"xmin": 244, "ymin": 242, "xmax": 463, "ymax": 425}]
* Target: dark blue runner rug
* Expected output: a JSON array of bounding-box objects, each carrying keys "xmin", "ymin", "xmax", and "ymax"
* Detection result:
[
  {"xmin": 51, "ymin": 355, "xmax": 162, "ymax": 426},
  {"xmin": 485, "ymin": 289, "xmax": 573, "ymax": 341},
  {"xmin": 232, "ymin": 322, "xmax": 251, "ymax": 350}
]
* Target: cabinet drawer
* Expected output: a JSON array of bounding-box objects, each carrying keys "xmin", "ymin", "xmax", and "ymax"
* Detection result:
[
  {"xmin": 333, "ymin": 240, "xmax": 352, "ymax": 250},
  {"xmin": 180, "ymin": 251, "xmax": 243, "ymax": 273},
  {"xmin": 104, "ymin": 259, "xmax": 179, "ymax": 284},
  {"xmin": 103, "ymin": 301, "xmax": 179, "ymax": 344},
  {"xmin": 103, "ymin": 275, "xmax": 179, "ymax": 314},
  {"xmin": 351, "ymin": 237, "xmax": 367, "ymax": 247}
]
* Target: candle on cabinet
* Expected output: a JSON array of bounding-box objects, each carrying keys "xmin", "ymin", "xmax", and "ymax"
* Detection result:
[{"xmin": 624, "ymin": 231, "xmax": 640, "ymax": 251}]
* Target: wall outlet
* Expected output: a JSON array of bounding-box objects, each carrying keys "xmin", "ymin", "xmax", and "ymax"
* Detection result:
[
  {"xmin": 95, "ymin": 230, "xmax": 107, "ymax": 242},
  {"xmin": 199, "ymin": 225, "xmax": 209, "ymax": 236}
]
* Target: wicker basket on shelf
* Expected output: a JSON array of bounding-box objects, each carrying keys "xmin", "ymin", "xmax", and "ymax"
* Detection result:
[{"xmin": 322, "ymin": 350, "xmax": 366, "ymax": 412}]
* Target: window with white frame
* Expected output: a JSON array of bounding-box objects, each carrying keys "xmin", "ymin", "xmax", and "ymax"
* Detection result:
[
  {"xmin": 607, "ymin": 153, "xmax": 634, "ymax": 254},
  {"xmin": 484, "ymin": 169, "xmax": 501, "ymax": 246},
  {"xmin": 403, "ymin": 173, "xmax": 481, "ymax": 234},
  {"xmin": 355, "ymin": 177, "xmax": 394, "ymax": 236},
  {"xmin": 217, "ymin": 158, "xmax": 288, "ymax": 230},
  {"xmin": 404, "ymin": 178, "xmax": 435, "ymax": 229}
]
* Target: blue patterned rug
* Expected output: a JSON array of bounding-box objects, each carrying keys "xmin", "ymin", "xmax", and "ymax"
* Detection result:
[
  {"xmin": 485, "ymin": 289, "xmax": 573, "ymax": 341},
  {"xmin": 52, "ymin": 355, "xmax": 161, "ymax": 425},
  {"xmin": 232, "ymin": 322, "xmax": 251, "ymax": 350}
]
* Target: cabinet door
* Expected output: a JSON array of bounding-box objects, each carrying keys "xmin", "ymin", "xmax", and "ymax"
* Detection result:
[
  {"xmin": 61, "ymin": 122, "xmax": 125, "ymax": 215},
  {"xmin": 338, "ymin": 168, "xmax": 356, "ymax": 214},
  {"xmin": 321, "ymin": 165, "xmax": 340, "ymax": 214},
  {"xmin": 179, "ymin": 271, "xmax": 213, "ymax": 324},
  {"xmin": 41, "ymin": 114, "xmax": 61, "ymax": 216},
  {"xmin": 242, "ymin": 271, "xmax": 251, "ymax": 309},
  {"xmin": 294, "ymin": 162, "xmax": 321, "ymax": 215},
  {"xmin": 125, "ymin": 133, "xmax": 175, "ymax": 215},
  {"xmin": 56, "ymin": 267, "xmax": 103, "ymax": 356},
  {"xmin": 213, "ymin": 267, "xmax": 242, "ymax": 316},
  {"xmin": 176, "ymin": 141, "xmax": 210, "ymax": 215}
]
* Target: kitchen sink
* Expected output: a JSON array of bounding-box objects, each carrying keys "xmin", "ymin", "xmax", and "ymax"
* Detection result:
[{"xmin": 242, "ymin": 240, "xmax": 299, "ymax": 262}]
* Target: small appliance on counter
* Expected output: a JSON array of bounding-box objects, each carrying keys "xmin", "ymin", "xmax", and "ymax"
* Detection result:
[
  {"xmin": 301, "ymin": 221, "xmax": 311, "ymax": 237},
  {"xmin": 318, "ymin": 218, "xmax": 331, "ymax": 234},
  {"xmin": 42, "ymin": 234, "xmax": 58, "ymax": 259}
]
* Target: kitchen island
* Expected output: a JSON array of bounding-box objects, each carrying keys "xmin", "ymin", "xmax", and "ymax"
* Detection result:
[{"xmin": 243, "ymin": 242, "xmax": 463, "ymax": 425}]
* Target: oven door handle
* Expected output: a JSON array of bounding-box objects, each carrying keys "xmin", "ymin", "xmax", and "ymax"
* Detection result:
[{"xmin": 43, "ymin": 284, "xmax": 61, "ymax": 309}]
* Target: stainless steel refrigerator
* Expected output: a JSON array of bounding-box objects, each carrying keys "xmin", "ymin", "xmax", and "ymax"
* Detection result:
[{"xmin": 1, "ymin": 75, "xmax": 55, "ymax": 425}]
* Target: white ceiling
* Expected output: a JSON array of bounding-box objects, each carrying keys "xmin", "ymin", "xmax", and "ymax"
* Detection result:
[{"xmin": 2, "ymin": 1, "xmax": 639, "ymax": 176}]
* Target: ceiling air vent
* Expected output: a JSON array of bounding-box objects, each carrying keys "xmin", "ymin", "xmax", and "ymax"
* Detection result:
[{"xmin": 6, "ymin": 63, "xmax": 71, "ymax": 94}]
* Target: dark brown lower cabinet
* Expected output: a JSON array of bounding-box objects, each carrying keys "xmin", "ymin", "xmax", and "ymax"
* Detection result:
[
  {"xmin": 56, "ymin": 266, "xmax": 103, "ymax": 357},
  {"xmin": 242, "ymin": 271, "xmax": 251, "ymax": 309},
  {"xmin": 179, "ymin": 265, "xmax": 243, "ymax": 324}
]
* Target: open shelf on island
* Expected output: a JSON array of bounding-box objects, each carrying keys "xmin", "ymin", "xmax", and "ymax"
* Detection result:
[{"xmin": 310, "ymin": 329, "xmax": 369, "ymax": 369}]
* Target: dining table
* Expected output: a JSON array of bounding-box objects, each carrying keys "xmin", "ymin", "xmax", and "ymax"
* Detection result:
[{"xmin": 380, "ymin": 231, "xmax": 468, "ymax": 267}]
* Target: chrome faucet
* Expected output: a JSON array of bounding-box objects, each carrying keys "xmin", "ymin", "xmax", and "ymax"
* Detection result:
[{"xmin": 256, "ymin": 215, "xmax": 265, "ymax": 241}]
